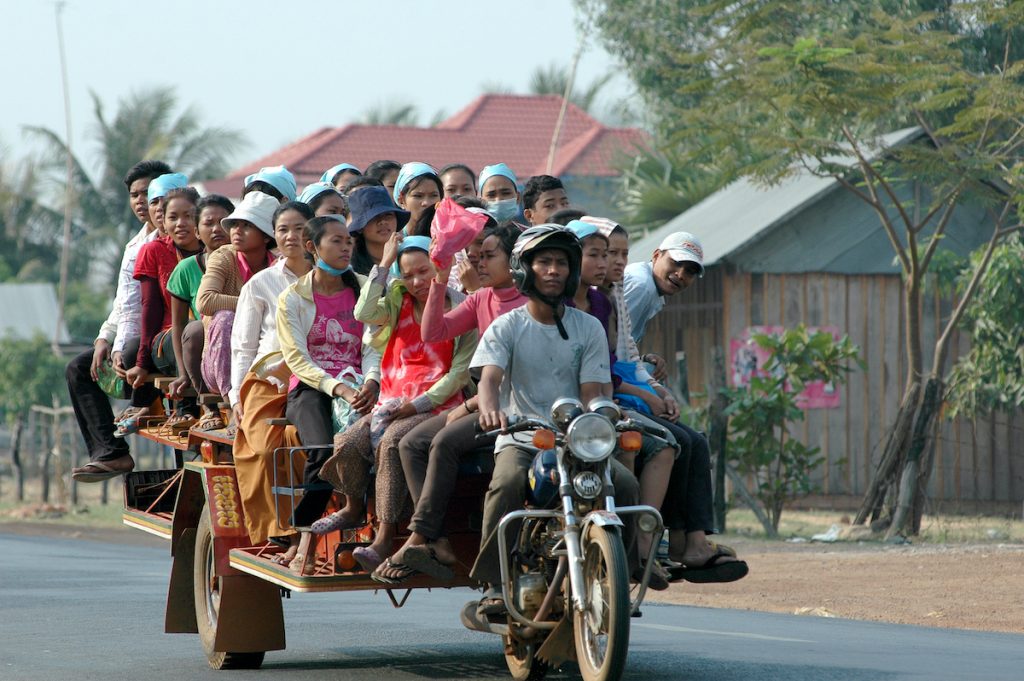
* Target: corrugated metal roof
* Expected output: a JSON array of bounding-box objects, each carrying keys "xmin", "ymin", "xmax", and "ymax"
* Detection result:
[
  {"xmin": 0, "ymin": 283, "xmax": 70, "ymax": 343},
  {"xmin": 629, "ymin": 127, "xmax": 924, "ymax": 265}
]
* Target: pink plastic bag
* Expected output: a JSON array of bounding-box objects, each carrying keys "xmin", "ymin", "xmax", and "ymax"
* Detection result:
[{"xmin": 429, "ymin": 198, "xmax": 489, "ymax": 269}]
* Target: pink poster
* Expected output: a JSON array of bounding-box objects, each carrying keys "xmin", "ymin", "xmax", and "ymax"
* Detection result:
[{"xmin": 729, "ymin": 326, "xmax": 841, "ymax": 409}]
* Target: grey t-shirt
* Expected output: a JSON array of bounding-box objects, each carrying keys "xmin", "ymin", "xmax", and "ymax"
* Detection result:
[{"xmin": 471, "ymin": 305, "xmax": 611, "ymax": 451}]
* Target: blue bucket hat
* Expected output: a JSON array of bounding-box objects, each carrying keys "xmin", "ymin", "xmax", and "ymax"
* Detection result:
[
  {"xmin": 320, "ymin": 163, "xmax": 361, "ymax": 185},
  {"xmin": 298, "ymin": 182, "xmax": 341, "ymax": 206},
  {"xmin": 393, "ymin": 162, "xmax": 438, "ymax": 204},
  {"xmin": 390, "ymin": 235, "xmax": 433, "ymax": 279},
  {"xmin": 243, "ymin": 165, "xmax": 297, "ymax": 201},
  {"xmin": 147, "ymin": 172, "xmax": 189, "ymax": 202},
  {"xmin": 477, "ymin": 163, "xmax": 518, "ymax": 193},
  {"xmin": 347, "ymin": 185, "xmax": 410, "ymax": 234}
]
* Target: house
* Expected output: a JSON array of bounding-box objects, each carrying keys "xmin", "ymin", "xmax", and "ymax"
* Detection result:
[
  {"xmin": 201, "ymin": 94, "xmax": 647, "ymax": 219},
  {"xmin": 0, "ymin": 283, "xmax": 69, "ymax": 344},
  {"xmin": 630, "ymin": 127, "xmax": 1022, "ymax": 511}
]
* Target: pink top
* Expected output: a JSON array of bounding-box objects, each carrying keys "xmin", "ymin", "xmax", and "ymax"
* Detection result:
[
  {"xmin": 420, "ymin": 281, "xmax": 527, "ymax": 342},
  {"xmin": 288, "ymin": 287, "xmax": 362, "ymax": 391},
  {"xmin": 236, "ymin": 250, "xmax": 276, "ymax": 284}
]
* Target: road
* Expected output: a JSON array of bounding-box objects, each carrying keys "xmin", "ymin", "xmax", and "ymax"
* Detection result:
[{"xmin": 1, "ymin": 530, "xmax": 1022, "ymax": 681}]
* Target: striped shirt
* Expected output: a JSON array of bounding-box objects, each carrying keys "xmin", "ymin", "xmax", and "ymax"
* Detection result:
[{"xmin": 228, "ymin": 259, "xmax": 302, "ymax": 406}]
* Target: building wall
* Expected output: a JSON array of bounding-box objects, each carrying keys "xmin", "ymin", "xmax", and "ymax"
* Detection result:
[{"xmin": 639, "ymin": 268, "xmax": 1024, "ymax": 509}]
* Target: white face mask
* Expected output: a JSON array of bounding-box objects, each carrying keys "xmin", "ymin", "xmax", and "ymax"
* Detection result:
[{"xmin": 487, "ymin": 198, "xmax": 519, "ymax": 224}]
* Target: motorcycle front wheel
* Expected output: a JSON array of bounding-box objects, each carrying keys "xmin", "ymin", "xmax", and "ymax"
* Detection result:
[{"xmin": 573, "ymin": 525, "xmax": 630, "ymax": 681}]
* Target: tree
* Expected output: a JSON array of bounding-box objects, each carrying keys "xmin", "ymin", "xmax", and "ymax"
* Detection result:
[
  {"xmin": 725, "ymin": 327, "xmax": 861, "ymax": 535},
  {"xmin": 0, "ymin": 154, "xmax": 71, "ymax": 283},
  {"xmin": 0, "ymin": 335, "xmax": 70, "ymax": 500},
  {"xmin": 27, "ymin": 86, "xmax": 248, "ymax": 284},
  {"xmin": 585, "ymin": 0, "xmax": 1024, "ymax": 537},
  {"xmin": 946, "ymin": 235, "xmax": 1024, "ymax": 417}
]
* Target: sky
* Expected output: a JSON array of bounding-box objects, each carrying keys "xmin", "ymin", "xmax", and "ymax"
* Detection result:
[{"xmin": 1, "ymin": 0, "xmax": 632, "ymax": 173}]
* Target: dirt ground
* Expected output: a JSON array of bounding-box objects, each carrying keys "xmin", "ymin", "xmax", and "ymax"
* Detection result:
[{"xmin": 649, "ymin": 537, "xmax": 1024, "ymax": 634}]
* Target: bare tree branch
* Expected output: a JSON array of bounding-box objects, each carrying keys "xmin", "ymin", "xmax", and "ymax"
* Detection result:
[{"xmin": 919, "ymin": 193, "xmax": 962, "ymax": 272}]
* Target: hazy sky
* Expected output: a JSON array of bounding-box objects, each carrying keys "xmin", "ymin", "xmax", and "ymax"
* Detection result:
[{"xmin": 2, "ymin": 0, "xmax": 631, "ymax": 172}]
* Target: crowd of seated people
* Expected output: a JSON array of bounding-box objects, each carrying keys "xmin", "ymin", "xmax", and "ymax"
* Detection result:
[{"xmin": 66, "ymin": 158, "xmax": 747, "ymax": 607}]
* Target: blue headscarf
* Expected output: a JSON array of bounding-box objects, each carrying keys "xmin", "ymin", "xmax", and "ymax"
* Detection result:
[
  {"xmin": 477, "ymin": 163, "xmax": 518, "ymax": 193},
  {"xmin": 147, "ymin": 172, "xmax": 188, "ymax": 202},
  {"xmin": 320, "ymin": 163, "xmax": 361, "ymax": 185},
  {"xmin": 566, "ymin": 219, "xmax": 601, "ymax": 242},
  {"xmin": 298, "ymin": 182, "xmax": 340, "ymax": 206},
  {"xmin": 244, "ymin": 165, "xmax": 297, "ymax": 201},
  {"xmin": 393, "ymin": 162, "xmax": 438, "ymax": 204},
  {"xmin": 389, "ymin": 235, "xmax": 432, "ymax": 279}
]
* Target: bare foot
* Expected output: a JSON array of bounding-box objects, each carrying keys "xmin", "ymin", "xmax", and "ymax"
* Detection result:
[{"xmin": 271, "ymin": 536, "xmax": 300, "ymax": 565}]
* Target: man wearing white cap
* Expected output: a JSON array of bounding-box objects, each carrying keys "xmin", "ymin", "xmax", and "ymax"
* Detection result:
[{"xmin": 622, "ymin": 231, "xmax": 705, "ymax": 343}]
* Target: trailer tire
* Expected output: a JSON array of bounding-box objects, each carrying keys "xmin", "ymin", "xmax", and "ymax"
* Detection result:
[{"xmin": 193, "ymin": 508, "xmax": 265, "ymax": 670}]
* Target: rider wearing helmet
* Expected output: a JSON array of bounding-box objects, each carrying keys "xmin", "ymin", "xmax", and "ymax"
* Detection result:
[{"xmin": 468, "ymin": 225, "xmax": 641, "ymax": 616}]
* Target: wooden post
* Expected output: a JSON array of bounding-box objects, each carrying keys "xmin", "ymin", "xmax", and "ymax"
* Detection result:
[
  {"xmin": 31, "ymin": 402, "xmax": 75, "ymax": 507},
  {"xmin": 675, "ymin": 351, "xmax": 690, "ymax": 405},
  {"xmin": 10, "ymin": 413, "xmax": 25, "ymax": 502},
  {"xmin": 708, "ymin": 347, "xmax": 730, "ymax": 532}
]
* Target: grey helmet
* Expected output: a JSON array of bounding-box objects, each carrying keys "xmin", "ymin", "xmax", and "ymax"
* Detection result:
[{"xmin": 509, "ymin": 224, "xmax": 582, "ymax": 339}]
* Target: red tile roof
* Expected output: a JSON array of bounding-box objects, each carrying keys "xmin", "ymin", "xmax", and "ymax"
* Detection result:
[{"xmin": 202, "ymin": 94, "xmax": 648, "ymax": 197}]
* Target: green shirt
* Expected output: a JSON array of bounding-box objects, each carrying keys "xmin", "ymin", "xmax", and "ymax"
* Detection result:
[{"xmin": 166, "ymin": 254, "xmax": 205, "ymax": 320}]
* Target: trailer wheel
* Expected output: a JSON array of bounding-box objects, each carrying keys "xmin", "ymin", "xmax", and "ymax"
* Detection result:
[{"xmin": 193, "ymin": 508, "xmax": 265, "ymax": 670}]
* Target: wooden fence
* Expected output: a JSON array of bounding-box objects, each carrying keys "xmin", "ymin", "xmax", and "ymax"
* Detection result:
[{"xmin": 641, "ymin": 267, "xmax": 1024, "ymax": 510}]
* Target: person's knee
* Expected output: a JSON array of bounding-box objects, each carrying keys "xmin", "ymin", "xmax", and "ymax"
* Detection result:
[{"xmin": 66, "ymin": 351, "xmax": 90, "ymax": 381}]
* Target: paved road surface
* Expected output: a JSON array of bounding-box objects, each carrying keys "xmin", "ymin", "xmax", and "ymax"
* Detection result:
[{"xmin": 2, "ymin": 531, "xmax": 1022, "ymax": 681}]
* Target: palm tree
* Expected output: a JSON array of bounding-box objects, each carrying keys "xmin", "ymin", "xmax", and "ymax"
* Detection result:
[
  {"xmin": 528, "ymin": 62, "xmax": 613, "ymax": 114},
  {"xmin": 26, "ymin": 86, "xmax": 248, "ymax": 284},
  {"xmin": 359, "ymin": 100, "xmax": 421, "ymax": 126},
  {"xmin": 0, "ymin": 153, "xmax": 67, "ymax": 282}
]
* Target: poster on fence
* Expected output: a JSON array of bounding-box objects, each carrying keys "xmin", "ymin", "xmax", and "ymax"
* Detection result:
[{"xmin": 729, "ymin": 325, "xmax": 841, "ymax": 409}]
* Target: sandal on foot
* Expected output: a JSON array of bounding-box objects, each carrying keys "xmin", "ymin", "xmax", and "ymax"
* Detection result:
[
  {"xmin": 351, "ymin": 546, "xmax": 384, "ymax": 573},
  {"xmin": 632, "ymin": 561, "xmax": 670, "ymax": 591},
  {"xmin": 72, "ymin": 455, "xmax": 135, "ymax": 483},
  {"xmin": 476, "ymin": 587, "xmax": 506, "ymax": 617},
  {"xmin": 310, "ymin": 512, "xmax": 366, "ymax": 536},
  {"xmin": 371, "ymin": 557, "xmax": 417, "ymax": 585},
  {"xmin": 668, "ymin": 549, "xmax": 748, "ymax": 584},
  {"xmin": 165, "ymin": 414, "xmax": 197, "ymax": 435},
  {"xmin": 194, "ymin": 412, "xmax": 225, "ymax": 432},
  {"xmin": 401, "ymin": 546, "xmax": 455, "ymax": 581},
  {"xmin": 288, "ymin": 553, "xmax": 315, "ymax": 576}
]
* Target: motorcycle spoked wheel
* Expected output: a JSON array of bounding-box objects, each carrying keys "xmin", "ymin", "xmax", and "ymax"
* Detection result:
[
  {"xmin": 503, "ymin": 634, "xmax": 549, "ymax": 681},
  {"xmin": 572, "ymin": 524, "xmax": 630, "ymax": 681}
]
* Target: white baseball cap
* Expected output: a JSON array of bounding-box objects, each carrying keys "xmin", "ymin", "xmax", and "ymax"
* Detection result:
[{"xmin": 657, "ymin": 231, "xmax": 705, "ymax": 274}]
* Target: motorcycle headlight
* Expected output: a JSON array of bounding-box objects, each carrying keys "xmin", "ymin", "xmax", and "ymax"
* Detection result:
[
  {"xmin": 587, "ymin": 396, "xmax": 621, "ymax": 422},
  {"xmin": 565, "ymin": 412, "xmax": 617, "ymax": 462},
  {"xmin": 550, "ymin": 398, "xmax": 584, "ymax": 432}
]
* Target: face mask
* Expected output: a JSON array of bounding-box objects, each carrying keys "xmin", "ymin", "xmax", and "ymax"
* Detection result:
[
  {"xmin": 314, "ymin": 248, "xmax": 351, "ymax": 276},
  {"xmin": 487, "ymin": 198, "xmax": 519, "ymax": 224}
]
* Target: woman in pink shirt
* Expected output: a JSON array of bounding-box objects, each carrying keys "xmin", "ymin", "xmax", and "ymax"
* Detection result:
[{"xmin": 383, "ymin": 223, "xmax": 526, "ymax": 582}]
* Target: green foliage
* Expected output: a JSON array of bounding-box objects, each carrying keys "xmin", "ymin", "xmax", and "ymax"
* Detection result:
[
  {"xmin": 947, "ymin": 235, "xmax": 1024, "ymax": 416},
  {"xmin": 724, "ymin": 326, "xmax": 862, "ymax": 533},
  {"xmin": 26, "ymin": 86, "xmax": 248, "ymax": 286},
  {"xmin": 0, "ymin": 334, "xmax": 69, "ymax": 423},
  {"xmin": 64, "ymin": 282, "xmax": 112, "ymax": 343}
]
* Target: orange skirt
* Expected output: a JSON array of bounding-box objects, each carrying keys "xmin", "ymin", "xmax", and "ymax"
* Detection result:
[{"xmin": 233, "ymin": 368, "xmax": 304, "ymax": 544}]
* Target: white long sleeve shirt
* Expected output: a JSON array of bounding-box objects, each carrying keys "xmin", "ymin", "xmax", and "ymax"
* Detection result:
[
  {"xmin": 112, "ymin": 224, "xmax": 160, "ymax": 353},
  {"xmin": 228, "ymin": 259, "xmax": 302, "ymax": 406}
]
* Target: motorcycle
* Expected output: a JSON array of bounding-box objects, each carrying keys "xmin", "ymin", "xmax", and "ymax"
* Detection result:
[{"xmin": 461, "ymin": 396, "xmax": 667, "ymax": 681}]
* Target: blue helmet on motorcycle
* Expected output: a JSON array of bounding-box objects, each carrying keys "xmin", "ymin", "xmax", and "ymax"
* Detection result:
[{"xmin": 527, "ymin": 448, "xmax": 560, "ymax": 508}]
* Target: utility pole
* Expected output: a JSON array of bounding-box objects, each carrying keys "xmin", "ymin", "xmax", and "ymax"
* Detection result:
[
  {"xmin": 546, "ymin": 35, "xmax": 586, "ymax": 175},
  {"xmin": 53, "ymin": 1, "xmax": 74, "ymax": 355}
]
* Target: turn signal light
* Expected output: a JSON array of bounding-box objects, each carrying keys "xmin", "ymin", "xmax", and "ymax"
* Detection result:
[
  {"xmin": 619, "ymin": 431, "xmax": 642, "ymax": 452},
  {"xmin": 533, "ymin": 428, "xmax": 556, "ymax": 450}
]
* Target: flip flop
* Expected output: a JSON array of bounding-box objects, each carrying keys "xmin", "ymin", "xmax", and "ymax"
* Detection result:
[
  {"xmin": 71, "ymin": 455, "xmax": 135, "ymax": 483},
  {"xmin": 310, "ymin": 512, "xmax": 367, "ymax": 536},
  {"xmin": 401, "ymin": 546, "xmax": 455, "ymax": 581},
  {"xmin": 371, "ymin": 557, "xmax": 417, "ymax": 585},
  {"xmin": 668, "ymin": 549, "xmax": 749, "ymax": 584},
  {"xmin": 476, "ymin": 587, "xmax": 506, "ymax": 617},
  {"xmin": 352, "ymin": 546, "xmax": 384, "ymax": 573}
]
